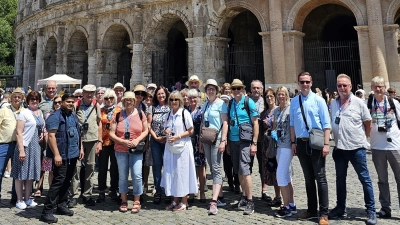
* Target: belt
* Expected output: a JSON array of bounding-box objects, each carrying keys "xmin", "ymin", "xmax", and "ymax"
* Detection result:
[
  {"xmin": 297, "ymin": 138, "xmax": 309, "ymax": 142},
  {"xmin": 0, "ymin": 141, "xmax": 16, "ymax": 145}
]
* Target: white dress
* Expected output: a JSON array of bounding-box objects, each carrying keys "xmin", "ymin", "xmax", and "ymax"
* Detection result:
[{"xmin": 161, "ymin": 108, "xmax": 198, "ymax": 197}]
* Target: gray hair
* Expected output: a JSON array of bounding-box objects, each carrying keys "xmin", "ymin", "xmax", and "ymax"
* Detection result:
[
  {"xmin": 103, "ymin": 88, "xmax": 118, "ymax": 105},
  {"xmin": 187, "ymin": 89, "xmax": 199, "ymax": 98},
  {"xmin": 371, "ymin": 76, "xmax": 385, "ymax": 86},
  {"xmin": 337, "ymin": 74, "xmax": 351, "ymax": 82},
  {"xmin": 251, "ymin": 80, "xmax": 264, "ymax": 89},
  {"xmin": 96, "ymin": 87, "xmax": 107, "ymax": 94},
  {"xmin": 46, "ymin": 80, "xmax": 57, "ymax": 88}
]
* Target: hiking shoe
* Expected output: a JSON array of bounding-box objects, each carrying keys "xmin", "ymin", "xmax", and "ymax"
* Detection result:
[
  {"xmin": 16, "ymin": 201, "xmax": 27, "ymax": 210},
  {"xmin": 275, "ymin": 206, "xmax": 292, "ymax": 218},
  {"xmin": 208, "ymin": 202, "xmax": 218, "ymax": 215},
  {"xmin": 39, "ymin": 214, "xmax": 58, "ymax": 223},
  {"xmin": 68, "ymin": 198, "xmax": 77, "ymax": 208},
  {"xmin": 376, "ymin": 208, "xmax": 391, "ymax": 218},
  {"xmin": 319, "ymin": 215, "xmax": 329, "ymax": 225},
  {"xmin": 25, "ymin": 199, "xmax": 38, "ymax": 207},
  {"xmin": 298, "ymin": 211, "xmax": 319, "ymax": 220},
  {"xmin": 236, "ymin": 196, "xmax": 247, "ymax": 210},
  {"xmin": 83, "ymin": 197, "xmax": 96, "ymax": 206},
  {"xmin": 243, "ymin": 200, "xmax": 255, "ymax": 215},
  {"xmin": 96, "ymin": 192, "xmax": 106, "ymax": 203},
  {"xmin": 56, "ymin": 206, "xmax": 74, "ymax": 216},
  {"xmin": 216, "ymin": 198, "xmax": 226, "ymax": 207},
  {"xmin": 261, "ymin": 192, "xmax": 272, "ymax": 202},
  {"xmin": 109, "ymin": 191, "xmax": 118, "ymax": 200},
  {"xmin": 268, "ymin": 197, "xmax": 282, "ymax": 207},
  {"xmin": 290, "ymin": 205, "xmax": 297, "ymax": 214},
  {"xmin": 366, "ymin": 211, "xmax": 377, "ymax": 225},
  {"xmin": 234, "ymin": 185, "xmax": 241, "ymax": 194},
  {"xmin": 328, "ymin": 206, "xmax": 347, "ymax": 219}
]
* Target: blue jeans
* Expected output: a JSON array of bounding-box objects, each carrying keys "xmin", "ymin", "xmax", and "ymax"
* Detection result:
[
  {"xmin": 0, "ymin": 143, "xmax": 16, "ymax": 198},
  {"xmin": 332, "ymin": 148, "xmax": 375, "ymax": 213},
  {"xmin": 150, "ymin": 138, "xmax": 165, "ymax": 195},
  {"xmin": 115, "ymin": 151, "xmax": 143, "ymax": 195}
]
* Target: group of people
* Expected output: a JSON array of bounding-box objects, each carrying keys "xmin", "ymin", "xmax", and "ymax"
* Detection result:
[{"xmin": 0, "ymin": 73, "xmax": 399, "ymax": 225}]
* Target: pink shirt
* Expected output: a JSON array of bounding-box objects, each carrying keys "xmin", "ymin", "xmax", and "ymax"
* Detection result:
[{"xmin": 114, "ymin": 109, "xmax": 146, "ymax": 153}]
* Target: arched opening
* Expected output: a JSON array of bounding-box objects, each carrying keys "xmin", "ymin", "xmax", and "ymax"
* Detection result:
[
  {"xmin": 102, "ymin": 25, "xmax": 132, "ymax": 89},
  {"xmin": 302, "ymin": 4, "xmax": 361, "ymax": 92},
  {"xmin": 28, "ymin": 41, "xmax": 37, "ymax": 87},
  {"xmin": 394, "ymin": 8, "xmax": 400, "ymax": 61},
  {"xmin": 67, "ymin": 31, "xmax": 88, "ymax": 85},
  {"xmin": 226, "ymin": 10, "xmax": 263, "ymax": 90},
  {"xmin": 43, "ymin": 37, "xmax": 57, "ymax": 79}
]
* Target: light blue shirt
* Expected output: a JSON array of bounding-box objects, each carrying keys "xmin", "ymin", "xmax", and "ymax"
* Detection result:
[
  {"xmin": 289, "ymin": 91, "xmax": 331, "ymax": 138},
  {"xmin": 202, "ymin": 99, "xmax": 228, "ymax": 138},
  {"xmin": 229, "ymin": 95, "xmax": 259, "ymax": 141}
]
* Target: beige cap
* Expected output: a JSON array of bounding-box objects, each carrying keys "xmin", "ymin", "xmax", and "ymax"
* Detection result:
[
  {"xmin": 204, "ymin": 79, "xmax": 219, "ymax": 91},
  {"xmin": 82, "ymin": 84, "xmax": 96, "ymax": 92},
  {"xmin": 12, "ymin": 87, "xmax": 25, "ymax": 94},
  {"xmin": 121, "ymin": 91, "xmax": 135, "ymax": 101}
]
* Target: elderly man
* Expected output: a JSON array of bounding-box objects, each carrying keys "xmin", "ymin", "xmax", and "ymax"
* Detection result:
[
  {"xmin": 0, "ymin": 92, "xmax": 11, "ymax": 108},
  {"xmin": 289, "ymin": 72, "xmax": 331, "ymax": 225},
  {"xmin": 0, "ymin": 88, "xmax": 25, "ymax": 201},
  {"xmin": 38, "ymin": 80, "xmax": 57, "ymax": 115},
  {"xmin": 95, "ymin": 87, "xmax": 106, "ymax": 107},
  {"xmin": 146, "ymin": 83, "xmax": 157, "ymax": 94},
  {"xmin": 113, "ymin": 82, "xmax": 125, "ymax": 105},
  {"xmin": 69, "ymin": 84, "xmax": 102, "ymax": 207},
  {"xmin": 368, "ymin": 76, "xmax": 400, "ymax": 220},
  {"xmin": 227, "ymin": 79, "xmax": 259, "ymax": 215},
  {"xmin": 186, "ymin": 75, "xmax": 206, "ymax": 105},
  {"xmin": 328, "ymin": 74, "xmax": 376, "ymax": 225}
]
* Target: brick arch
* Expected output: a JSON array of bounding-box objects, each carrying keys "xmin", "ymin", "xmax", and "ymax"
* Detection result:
[
  {"xmin": 208, "ymin": 1, "xmax": 268, "ymax": 37},
  {"xmin": 100, "ymin": 19, "xmax": 134, "ymax": 48},
  {"xmin": 149, "ymin": 8, "xmax": 194, "ymax": 40},
  {"xmin": 286, "ymin": 0, "xmax": 365, "ymax": 31},
  {"xmin": 387, "ymin": 0, "xmax": 400, "ymax": 24}
]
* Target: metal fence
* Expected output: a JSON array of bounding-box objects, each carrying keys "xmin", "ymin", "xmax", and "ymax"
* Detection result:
[{"xmin": 151, "ymin": 50, "xmax": 169, "ymax": 87}]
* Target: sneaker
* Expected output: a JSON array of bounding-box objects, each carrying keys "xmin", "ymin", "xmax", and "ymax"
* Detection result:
[
  {"xmin": 216, "ymin": 198, "xmax": 226, "ymax": 207},
  {"xmin": 39, "ymin": 214, "xmax": 58, "ymax": 223},
  {"xmin": 68, "ymin": 198, "xmax": 77, "ymax": 208},
  {"xmin": 243, "ymin": 200, "xmax": 255, "ymax": 215},
  {"xmin": 376, "ymin": 208, "xmax": 391, "ymax": 218},
  {"xmin": 109, "ymin": 191, "xmax": 118, "ymax": 200},
  {"xmin": 25, "ymin": 199, "xmax": 38, "ymax": 207},
  {"xmin": 56, "ymin": 206, "xmax": 74, "ymax": 216},
  {"xmin": 366, "ymin": 211, "xmax": 377, "ymax": 225},
  {"xmin": 290, "ymin": 205, "xmax": 297, "ymax": 214},
  {"xmin": 268, "ymin": 197, "xmax": 282, "ymax": 207},
  {"xmin": 83, "ymin": 197, "xmax": 96, "ymax": 206},
  {"xmin": 236, "ymin": 196, "xmax": 247, "ymax": 210},
  {"xmin": 328, "ymin": 206, "xmax": 347, "ymax": 219},
  {"xmin": 275, "ymin": 206, "xmax": 292, "ymax": 218},
  {"xmin": 96, "ymin": 192, "xmax": 106, "ymax": 203},
  {"xmin": 298, "ymin": 211, "xmax": 319, "ymax": 220},
  {"xmin": 208, "ymin": 202, "xmax": 218, "ymax": 215},
  {"xmin": 261, "ymin": 192, "xmax": 272, "ymax": 202},
  {"xmin": 16, "ymin": 201, "xmax": 27, "ymax": 210},
  {"xmin": 3, "ymin": 171, "xmax": 10, "ymax": 178}
]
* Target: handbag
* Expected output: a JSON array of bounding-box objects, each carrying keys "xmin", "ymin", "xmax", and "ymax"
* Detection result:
[
  {"xmin": 267, "ymin": 136, "xmax": 277, "ymax": 158},
  {"xmin": 128, "ymin": 141, "xmax": 146, "ymax": 154},
  {"xmin": 199, "ymin": 102, "xmax": 222, "ymax": 145},
  {"xmin": 299, "ymin": 96, "xmax": 324, "ymax": 150},
  {"xmin": 169, "ymin": 143, "xmax": 185, "ymax": 154}
]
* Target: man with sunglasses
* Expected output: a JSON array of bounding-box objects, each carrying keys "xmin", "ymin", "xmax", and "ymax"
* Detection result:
[
  {"xmin": 289, "ymin": 72, "xmax": 331, "ymax": 225},
  {"xmin": 227, "ymin": 79, "xmax": 259, "ymax": 215},
  {"xmin": 38, "ymin": 80, "xmax": 57, "ymax": 116},
  {"xmin": 328, "ymin": 74, "xmax": 376, "ymax": 225}
]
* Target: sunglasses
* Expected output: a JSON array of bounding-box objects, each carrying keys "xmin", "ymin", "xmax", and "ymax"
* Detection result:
[
  {"xmin": 337, "ymin": 84, "xmax": 349, "ymax": 88},
  {"xmin": 134, "ymin": 91, "xmax": 147, "ymax": 97},
  {"xmin": 299, "ymin": 81, "xmax": 311, "ymax": 84},
  {"xmin": 54, "ymin": 101, "xmax": 61, "ymax": 105},
  {"xmin": 31, "ymin": 98, "xmax": 39, "ymax": 101},
  {"xmin": 169, "ymin": 98, "xmax": 179, "ymax": 102},
  {"xmin": 231, "ymin": 87, "xmax": 242, "ymax": 91},
  {"xmin": 75, "ymin": 96, "xmax": 83, "ymax": 98},
  {"xmin": 104, "ymin": 97, "xmax": 115, "ymax": 101}
]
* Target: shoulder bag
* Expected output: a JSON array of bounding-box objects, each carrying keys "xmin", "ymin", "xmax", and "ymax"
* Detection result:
[
  {"xmin": 299, "ymin": 96, "xmax": 324, "ymax": 150},
  {"xmin": 199, "ymin": 102, "xmax": 222, "ymax": 145}
]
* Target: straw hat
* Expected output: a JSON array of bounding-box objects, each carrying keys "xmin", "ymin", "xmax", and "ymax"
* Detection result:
[
  {"xmin": 231, "ymin": 79, "xmax": 246, "ymax": 88},
  {"xmin": 113, "ymin": 82, "xmax": 126, "ymax": 92},
  {"xmin": 204, "ymin": 79, "xmax": 219, "ymax": 91},
  {"xmin": 12, "ymin": 87, "xmax": 25, "ymax": 95},
  {"xmin": 121, "ymin": 91, "xmax": 135, "ymax": 101},
  {"xmin": 133, "ymin": 84, "xmax": 148, "ymax": 98},
  {"xmin": 185, "ymin": 75, "xmax": 203, "ymax": 86}
]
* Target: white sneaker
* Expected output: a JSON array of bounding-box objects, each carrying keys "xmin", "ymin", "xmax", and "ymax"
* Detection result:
[
  {"xmin": 25, "ymin": 199, "xmax": 38, "ymax": 207},
  {"xmin": 3, "ymin": 171, "xmax": 10, "ymax": 178},
  {"xmin": 16, "ymin": 201, "xmax": 27, "ymax": 210}
]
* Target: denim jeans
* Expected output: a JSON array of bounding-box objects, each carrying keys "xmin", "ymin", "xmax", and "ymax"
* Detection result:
[
  {"xmin": 0, "ymin": 142, "xmax": 16, "ymax": 198},
  {"xmin": 150, "ymin": 138, "xmax": 165, "ymax": 195},
  {"xmin": 296, "ymin": 139, "xmax": 329, "ymax": 216},
  {"xmin": 333, "ymin": 148, "xmax": 375, "ymax": 213},
  {"xmin": 115, "ymin": 151, "xmax": 143, "ymax": 195}
]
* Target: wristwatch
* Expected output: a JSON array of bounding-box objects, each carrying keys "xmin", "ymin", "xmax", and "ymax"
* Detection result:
[{"xmin": 252, "ymin": 142, "xmax": 257, "ymax": 146}]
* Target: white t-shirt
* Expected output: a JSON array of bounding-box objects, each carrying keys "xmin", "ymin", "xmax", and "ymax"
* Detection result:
[{"xmin": 18, "ymin": 108, "xmax": 42, "ymax": 146}]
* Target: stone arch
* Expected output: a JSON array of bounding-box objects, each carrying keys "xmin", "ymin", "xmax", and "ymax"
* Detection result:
[
  {"xmin": 43, "ymin": 36, "xmax": 57, "ymax": 79},
  {"xmin": 387, "ymin": 0, "xmax": 400, "ymax": 24},
  {"xmin": 99, "ymin": 19, "xmax": 134, "ymax": 48},
  {"xmin": 66, "ymin": 30, "xmax": 88, "ymax": 83},
  {"xmin": 150, "ymin": 8, "xmax": 193, "ymax": 39},
  {"xmin": 64, "ymin": 25, "xmax": 89, "ymax": 50},
  {"xmin": 286, "ymin": 0, "xmax": 365, "ymax": 31},
  {"xmin": 208, "ymin": 1, "xmax": 268, "ymax": 37}
]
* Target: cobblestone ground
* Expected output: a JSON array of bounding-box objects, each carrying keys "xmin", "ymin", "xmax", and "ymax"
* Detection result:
[{"xmin": 1, "ymin": 145, "xmax": 400, "ymax": 224}]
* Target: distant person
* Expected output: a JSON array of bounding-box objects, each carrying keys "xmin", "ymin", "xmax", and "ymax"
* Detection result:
[{"xmin": 356, "ymin": 84, "xmax": 366, "ymax": 100}]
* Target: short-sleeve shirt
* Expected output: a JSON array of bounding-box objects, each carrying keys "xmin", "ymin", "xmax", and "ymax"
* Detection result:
[
  {"xmin": 228, "ymin": 95, "xmax": 258, "ymax": 141},
  {"xmin": 369, "ymin": 96, "xmax": 400, "ymax": 150},
  {"xmin": 164, "ymin": 108, "xmax": 193, "ymax": 145},
  {"xmin": 114, "ymin": 109, "xmax": 146, "ymax": 153},
  {"xmin": 147, "ymin": 105, "xmax": 170, "ymax": 137},
  {"xmin": 273, "ymin": 105, "xmax": 291, "ymax": 149},
  {"xmin": 18, "ymin": 108, "xmax": 43, "ymax": 146},
  {"xmin": 202, "ymin": 99, "xmax": 228, "ymax": 138},
  {"xmin": 0, "ymin": 105, "xmax": 24, "ymax": 143},
  {"xmin": 76, "ymin": 100, "xmax": 101, "ymax": 142},
  {"xmin": 330, "ymin": 95, "xmax": 371, "ymax": 150},
  {"xmin": 38, "ymin": 94, "xmax": 53, "ymax": 116}
]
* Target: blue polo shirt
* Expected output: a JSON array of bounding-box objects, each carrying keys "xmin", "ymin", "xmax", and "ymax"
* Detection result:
[
  {"xmin": 229, "ymin": 95, "xmax": 258, "ymax": 141},
  {"xmin": 289, "ymin": 92, "xmax": 331, "ymax": 138}
]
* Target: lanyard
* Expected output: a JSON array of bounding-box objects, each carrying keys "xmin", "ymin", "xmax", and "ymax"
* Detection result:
[
  {"xmin": 375, "ymin": 98, "xmax": 387, "ymax": 118},
  {"xmin": 82, "ymin": 101, "xmax": 91, "ymax": 120},
  {"xmin": 122, "ymin": 109, "xmax": 134, "ymax": 132},
  {"xmin": 256, "ymin": 99, "xmax": 261, "ymax": 118},
  {"xmin": 170, "ymin": 112, "xmax": 179, "ymax": 131},
  {"xmin": 107, "ymin": 108, "xmax": 116, "ymax": 121},
  {"xmin": 337, "ymin": 95, "xmax": 352, "ymax": 116},
  {"xmin": 205, "ymin": 99, "xmax": 216, "ymax": 121},
  {"xmin": 276, "ymin": 105, "xmax": 288, "ymax": 128}
]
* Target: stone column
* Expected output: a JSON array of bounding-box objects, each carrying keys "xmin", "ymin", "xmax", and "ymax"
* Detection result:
[
  {"xmin": 93, "ymin": 49, "xmax": 104, "ymax": 86},
  {"xmin": 34, "ymin": 29, "xmax": 44, "ymax": 87},
  {"xmin": 354, "ymin": 26, "xmax": 373, "ymax": 91},
  {"xmin": 128, "ymin": 43, "xmax": 144, "ymax": 89},
  {"xmin": 259, "ymin": 32, "xmax": 273, "ymax": 85},
  {"xmin": 88, "ymin": 17, "xmax": 98, "ymax": 86},
  {"xmin": 24, "ymin": 0, "xmax": 32, "ymax": 17},
  {"xmin": 22, "ymin": 35, "xmax": 31, "ymax": 88},
  {"xmin": 366, "ymin": 0, "xmax": 389, "ymax": 83},
  {"xmin": 56, "ymin": 25, "xmax": 65, "ymax": 74},
  {"xmin": 383, "ymin": 24, "xmax": 400, "ymax": 88},
  {"xmin": 186, "ymin": 38, "xmax": 194, "ymax": 76},
  {"xmin": 204, "ymin": 36, "xmax": 230, "ymax": 85},
  {"xmin": 283, "ymin": 30, "xmax": 305, "ymax": 90},
  {"xmin": 14, "ymin": 38, "xmax": 23, "ymax": 76},
  {"xmin": 268, "ymin": 0, "xmax": 286, "ymax": 85}
]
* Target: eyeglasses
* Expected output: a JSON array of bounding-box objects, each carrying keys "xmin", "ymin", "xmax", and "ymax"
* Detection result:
[
  {"xmin": 104, "ymin": 97, "xmax": 115, "ymax": 101},
  {"xmin": 134, "ymin": 91, "xmax": 147, "ymax": 97},
  {"xmin": 374, "ymin": 86, "xmax": 385, "ymax": 89},
  {"xmin": 30, "ymin": 98, "xmax": 39, "ymax": 101},
  {"xmin": 266, "ymin": 95, "xmax": 275, "ymax": 99},
  {"xmin": 337, "ymin": 84, "xmax": 349, "ymax": 88},
  {"xmin": 75, "ymin": 96, "xmax": 83, "ymax": 98},
  {"xmin": 54, "ymin": 101, "xmax": 61, "ymax": 105},
  {"xmin": 231, "ymin": 87, "xmax": 242, "ymax": 91},
  {"xmin": 299, "ymin": 81, "xmax": 311, "ymax": 84},
  {"xmin": 169, "ymin": 98, "xmax": 179, "ymax": 102}
]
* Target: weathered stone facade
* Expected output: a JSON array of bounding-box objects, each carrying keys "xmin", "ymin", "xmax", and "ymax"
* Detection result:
[{"xmin": 14, "ymin": 0, "xmax": 400, "ymax": 92}]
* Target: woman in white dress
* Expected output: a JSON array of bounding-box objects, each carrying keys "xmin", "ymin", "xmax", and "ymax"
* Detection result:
[{"xmin": 162, "ymin": 91, "xmax": 198, "ymax": 211}]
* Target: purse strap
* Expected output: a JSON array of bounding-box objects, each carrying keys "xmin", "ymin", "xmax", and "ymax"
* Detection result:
[
  {"xmin": 201, "ymin": 101, "xmax": 223, "ymax": 133},
  {"xmin": 299, "ymin": 96, "xmax": 310, "ymax": 132}
]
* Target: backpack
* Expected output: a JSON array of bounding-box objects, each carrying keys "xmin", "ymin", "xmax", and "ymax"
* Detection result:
[
  {"xmin": 115, "ymin": 108, "xmax": 144, "ymax": 123},
  {"xmin": 367, "ymin": 95, "xmax": 400, "ymax": 128},
  {"xmin": 227, "ymin": 96, "xmax": 251, "ymax": 125},
  {"xmin": 166, "ymin": 108, "xmax": 188, "ymax": 131}
]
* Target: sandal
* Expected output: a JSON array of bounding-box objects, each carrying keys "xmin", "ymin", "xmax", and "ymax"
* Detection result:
[
  {"xmin": 173, "ymin": 202, "xmax": 187, "ymax": 211},
  {"xmin": 119, "ymin": 202, "xmax": 128, "ymax": 212},
  {"xmin": 131, "ymin": 201, "xmax": 141, "ymax": 213},
  {"xmin": 153, "ymin": 194, "xmax": 161, "ymax": 204},
  {"xmin": 268, "ymin": 197, "xmax": 282, "ymax": 207},
  {"xmin": 164, "ymin": 196, "xmax": 172, "ymax": 204},
  {"xmin": 165, "ymin": 201, "xmax": 177, "ymax": 210}
]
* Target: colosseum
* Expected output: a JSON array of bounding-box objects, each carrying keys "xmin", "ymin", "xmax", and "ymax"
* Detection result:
[{"xmin": 13, "ymin": 0, "xmax": 400, "ymax": 92}]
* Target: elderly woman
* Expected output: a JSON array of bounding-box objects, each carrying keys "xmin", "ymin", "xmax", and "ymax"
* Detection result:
[
  {"xmin": 73, "ymin": 89, "xmax": 83, "ymax": 102},
  {"xmin": 180, "ymin": 88, "xmax": 190, "ymax": 109},
  {"xmin": 199, "ymin": 79, "xmax": 229, "ymax": 215},
  {"xmin": 11, "ymin": 91, "xmax": 44, "ymax": 209},
  {"xmin": 163, "ymin": 91, "xmax": 197, "ymax": 211},
  {"xmin": 96, "ymin": 89, "xmax": 121, "ymax": 203},
  {"xmin": 95, "ymin": 87, "xmax": 106, "ymax": 107},
  {"xmin": 186, "ymin": 89, "xmax": 206, "ymax": 203},
  {"xmin": 221, "ymin": 83, "xmax": 232, "ymax": 96},
  {"xmin": 109, "ymin": 91, "xmax": 148, "ymax": 213},
  {"xmin": 147, "ymin": 86, "xmax": 170, "ymax": 204}
]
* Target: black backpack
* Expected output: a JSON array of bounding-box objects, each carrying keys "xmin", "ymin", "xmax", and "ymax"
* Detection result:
[
  {"xmin": 367, "ymin": 95, "xmax": 400, "ymax": 128},
  {"xmin": 227, "ymin": 96, "xmax": 251, "ymax": 125},
  {"xmin": 115, "ymin": 108, "xmax": 143, "ymax": 123}
]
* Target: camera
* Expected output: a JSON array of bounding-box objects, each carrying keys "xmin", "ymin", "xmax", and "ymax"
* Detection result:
[
  {"xmin": 105, "ymin": 122, "xmax": 110, "ymax": 130},
  {"xmin": 37, "ymin": 125, "xmax": 42, "ymax": 136},
  {"xmin": 204, "ymin": 121, "xmax": 209, "ymax": 127},
  {"xmin": 68, "ymin": 128, "xmax": 75, "ymax": 137},
  {"xmin": 378, "ymin": 127, "xmax": 387, "ymax": 132},
  {"xmin": 82, "ymin": 122, "xmax": 89, "ymax": 131},
  {"xmin": 385, "ymin": 120, "xmax": 392, "ymax": 129},
  {"xmin": 230, "ymin": 120, "xmax": 235, "ymax": 126},
  {"xmin": 277, "ymin": 130, "xmax": 282, "ymax": 137},
  {"xmin": 335, "ymin": 117, "xmax": 340, "ymax": 125},
  {"xmin": 124, "ymin": 132, "xmax": 130, "ymax": 140}
]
